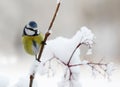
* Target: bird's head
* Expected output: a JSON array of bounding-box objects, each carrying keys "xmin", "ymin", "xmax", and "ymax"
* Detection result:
[{"xmin": 23, "ymin": 21, "xmax": 39, "ymax": 36}]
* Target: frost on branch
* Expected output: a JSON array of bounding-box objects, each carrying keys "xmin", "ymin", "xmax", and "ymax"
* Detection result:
[
  {"xmin": 86, "ymin": 48, "xmax": 92, "ymax": 55},
  {"xmin": 28, "ymin": 26, "xmax": 114, "ymax": 87},
  {"xmin": 80, "ymin": 26, "xmax": 94, "ymax": 46},
  {"xmin": 85, "ymin": 61, "xmax": 115, "ymax": 79},
  {"xmin": 106, "ymin": 63, "xmax": 115, "ymax": 77},
  {"xmin": 29, "ymin": 60, "xmax": 40, "ymax": 75},
  {"xmin": 41, "ymin": 26, "xmax": 94, "ymax": 64},
  {"xmin": 37, "ymin": 26, "xmax": 95, "ymax": 87}
]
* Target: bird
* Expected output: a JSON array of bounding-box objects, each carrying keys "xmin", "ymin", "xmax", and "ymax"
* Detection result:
[{"xmin": 22, "ymin": 21, "xmax": 44, "ymax": 59}]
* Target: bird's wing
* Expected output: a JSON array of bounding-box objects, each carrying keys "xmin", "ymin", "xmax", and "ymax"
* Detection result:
[{"xmin": 32, "ymin": 40, "xmax": 39, "ymax": 56}]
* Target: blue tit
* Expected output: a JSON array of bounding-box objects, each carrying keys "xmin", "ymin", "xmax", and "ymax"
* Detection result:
[{"xmin": 22, "ymin": 21, "xmax": 44, "ymax": 58}]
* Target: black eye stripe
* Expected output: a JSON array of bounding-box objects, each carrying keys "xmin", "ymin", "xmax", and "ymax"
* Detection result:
[
  {"xmin": 23, "ymin": 26, "xmax": 39, "ymax": 36},
  {"xmin": 25, "ymin": 26, "xmax": 35, "ymax": 31}
]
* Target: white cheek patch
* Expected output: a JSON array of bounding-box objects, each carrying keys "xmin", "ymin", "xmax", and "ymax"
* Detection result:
[
  {"xmin": 25, "ymin": 28, "xmax": 35, "ymax": 35},
  {"xmin": 37, "ymin": 30, "xmax": 39, "ymax": 34}
]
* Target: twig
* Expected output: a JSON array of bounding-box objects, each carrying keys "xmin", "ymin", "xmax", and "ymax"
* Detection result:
[
  {"xmin": 70, "ymin": 62, "xmax": 107, "ymax": 67},
  {"xmin": 67, "ymin": 43, "xmax": 82, "ymax": 65},
  {"xmin": 69, "ymin": 61, "xmax": 108, "ymax": 77},
  {"xmin": 56, "ymin": 57, "xmax": 67, "ymax": 66},
  {"xmin": 29, "ymin": 2, "xmax": 61, "ymax": 87},
  {"xmin": 29, "ymin": 74, "xmax": 35, "ymax": 87},
  {"xmin": 37, "ymin": 2, "xmax": 61, "ymax": 62}
]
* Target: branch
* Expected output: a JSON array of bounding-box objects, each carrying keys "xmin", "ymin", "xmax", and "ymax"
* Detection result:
[
  {"xmin": 37, "ymin": 2, "xmax": 61, "ymax": 62},
  {"xmin": 70, "ymin": 62, "xmax": 107, "ymax": 67},
  {"xmin": 67, "ymin": 43, "xmax": 82, "ymax": 65},
  {"xmin": 29, "ymin": 74, "xmax": 35, "ymax": 87},
  {"xmin": 69, "ymin": 61, "xmax": 114, "ymax": 78},
  {"xmin": 67, "ymin": 36, "xmax": 89, "ymax": 65},
  {"xmin": 29, "ymin": 2, "xmax": 61, "ymax": 87}
]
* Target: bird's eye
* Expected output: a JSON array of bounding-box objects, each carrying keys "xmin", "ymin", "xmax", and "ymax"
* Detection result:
[{"xmin": 29, "ymin": 21, "xmax": 37, "ymax": 28}]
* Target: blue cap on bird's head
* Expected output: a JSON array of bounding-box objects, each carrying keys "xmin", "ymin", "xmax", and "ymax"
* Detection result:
[{"xmin": 29, "ymin": 21, "xmax": 37, "ymax": 28}]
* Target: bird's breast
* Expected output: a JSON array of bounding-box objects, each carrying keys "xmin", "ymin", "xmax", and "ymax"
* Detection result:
[{"xmin": 22, "ymin": 35, "xmax": 41, "ymax": 55}]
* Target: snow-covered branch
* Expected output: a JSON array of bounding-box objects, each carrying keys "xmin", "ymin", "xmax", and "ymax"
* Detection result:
[
  {"xmin": 29, "ymin": 1, "xmax": 61, "ymax": 87},
  {"xmin": 35, "ymin": 26, "xmax": 95, "ymax": 87},
  {"xmin": 35, "ymin": 26, "xmax": 115, "ymax": 87}
]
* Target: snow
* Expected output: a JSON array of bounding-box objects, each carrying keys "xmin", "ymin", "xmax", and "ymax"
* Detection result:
[
  {"xmin": 106, "ymin": 62, "xmax": 115, "ymax": 76},
  {"xmin": 81, "ymin": 60, "xmax": 89, "ymax": 65},
  {"xmin": 0, "ymin": 64, "xmax": 118, "ymax": 87},
  {"xmin": 29, "ymin": 60, "xmax": 40, "ymax": 75},
  {"xmin": 58, "ymin": 79, "xmax": 81, "ymax": 87},
  {"xmin": 37, "ymin": 62, "xmax": 47, "ymax": 75},
  {"xmin": 35, "ymin": 26, "xmax": 95, "ymax": 87},
  {"xmin": 86, "ymin": 48, "xmax": 92, "ymax": 55},
  {"xmin": 8, "ymin": 75, "xmax": 38, "ymax": 87},
  {"xmin": 0, "ymin": 75, "xmax": 10, "ymax": 87},
  {"xmin": 41, "ymin": 26, "xmax": 94, "ymax": 65}
]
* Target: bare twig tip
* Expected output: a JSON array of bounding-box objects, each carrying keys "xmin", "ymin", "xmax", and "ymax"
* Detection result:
[{"xmin": 57, "ymin": 0, "xmax": 62, "ymax": 4}]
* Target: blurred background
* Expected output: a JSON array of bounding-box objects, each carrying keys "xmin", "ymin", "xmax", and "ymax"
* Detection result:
[{"xmin": 0, "ymin": 0, "xmax": 120, "ymax": 86}]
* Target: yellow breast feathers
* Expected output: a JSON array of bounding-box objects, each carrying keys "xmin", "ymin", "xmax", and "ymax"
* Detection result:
[{"xmin": 22, "ymin": 34, "xmax": 44, "ymax": 55}]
